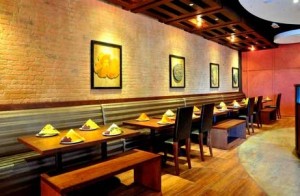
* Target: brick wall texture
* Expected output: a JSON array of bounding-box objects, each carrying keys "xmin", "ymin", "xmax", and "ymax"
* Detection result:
[{"xmin": 0, "ymin": 0, "xmax": 239, "ymax": 104}]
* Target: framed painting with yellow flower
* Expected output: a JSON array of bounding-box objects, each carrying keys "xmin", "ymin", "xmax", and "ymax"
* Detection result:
[{"xmin": 91, "ymin": 40, "xmax": 122, "ymax": 89}]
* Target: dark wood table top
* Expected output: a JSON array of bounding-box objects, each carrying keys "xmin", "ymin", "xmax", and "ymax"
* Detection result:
[{"xmin": 18, "ymin": 125, "xmax": 139, "ymax": 156}]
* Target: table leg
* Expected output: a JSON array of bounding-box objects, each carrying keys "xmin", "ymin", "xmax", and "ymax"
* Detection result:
[
  {"xmin": 150, "ymin": 129, "xmax": 156, "ymax": 152},
  {"xmin": 55, "ymin": 152, "xmax": 62, "ymax": 171},
  {"xmin": 101, "ymin": 142, "xmax": 107, "ymax": 159}
]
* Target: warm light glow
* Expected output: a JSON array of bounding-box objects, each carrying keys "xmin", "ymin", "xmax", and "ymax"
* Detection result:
[
  {"xmin": 189, "ymin": 3, "xmax": 194, "ymax": 6},
  {"xmin": 196, "ymin": 15, "xmax": 202, "ymax": 27},
  {"xmin": 230, "ymin": 34, "xmax": 235, "ymax": 42},
  {"xmin": 249, "ymin": 45, "xmax": 255, "ymax": 51}
]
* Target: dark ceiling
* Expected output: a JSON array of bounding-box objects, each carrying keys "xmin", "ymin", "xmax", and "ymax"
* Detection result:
[{"xmin": 106, "ymin": 0, "xmax": 300, "ymax": 51}]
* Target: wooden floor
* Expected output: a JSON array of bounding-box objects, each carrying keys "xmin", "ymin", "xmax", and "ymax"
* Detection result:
[{"xmin": 77, "ymin": 118, "xmax": 294, "ymax": 195}]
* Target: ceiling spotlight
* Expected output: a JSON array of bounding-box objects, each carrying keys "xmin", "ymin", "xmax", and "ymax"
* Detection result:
[
  {"xmin": 294, "ymin": 0, "xmax": 299, "ymax": 3},
  {"xmin": 196, "ymin": 15, "xmax": 202, "ymax": 27},
  {"xmin": 189, "ymin": 3, "xmax": 194, "ymax": 6},
  {"xmin": 230, "ymin": 34, "xmax": 235, "ymax": 42}
]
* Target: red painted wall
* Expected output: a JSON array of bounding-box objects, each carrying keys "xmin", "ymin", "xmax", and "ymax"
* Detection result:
[{"xmin": 242, "ymin": 43, "xmax": 300, "ymax": 117}]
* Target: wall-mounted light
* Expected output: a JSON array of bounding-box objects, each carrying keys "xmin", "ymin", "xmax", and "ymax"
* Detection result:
[{"xmin": 249, "ymin": 45, "xmax": 255, "ymax": 51}]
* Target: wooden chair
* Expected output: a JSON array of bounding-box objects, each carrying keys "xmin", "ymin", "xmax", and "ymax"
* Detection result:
[
  {"xmin": 163, "ymin": 106, "xmax": 193, "ymax": 175},
  {"xmin": 254, "ymin": 96, "xmax": 263, "ymax": 128},
  {"xmin": 266, "ymin": 93, "xmax": 281, "ymax": 119},
  {"xmin": 191, "ymin": 103, "xmax": 214, "ymax": 161},
  {"xmin": 238, "ymin": 97, "xmax": 255, "ymax": 134}
]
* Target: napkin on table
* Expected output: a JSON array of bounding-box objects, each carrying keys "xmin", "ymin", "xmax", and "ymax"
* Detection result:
[
  {"xmin": 38, "ymin": 124, "xmax": 59, "ymax": 135},
  {"xmin": 81, "ymin": 119, "xmax": 99, "ymax": 129},
  {"xmin": 164, "ymin": 109, "xmax": 175, "ymax": 117},
  {"xmin": 136, "ymin": 113, "xmax": 150, "ymax": 121},
  {"xmin": 61, "ymin": 129, "xmax": 85, "ymax": 143}
]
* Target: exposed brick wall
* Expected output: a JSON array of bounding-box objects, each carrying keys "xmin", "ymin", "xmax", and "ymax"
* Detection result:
[{"xmin": 0, "ymin": 0, "xmax": 239, "ymax": 104}]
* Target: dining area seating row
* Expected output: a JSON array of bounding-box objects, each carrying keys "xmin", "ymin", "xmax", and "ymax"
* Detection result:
[{"xmin": 0, "ymin": 92, "xmax": 245, "ymax": 196}]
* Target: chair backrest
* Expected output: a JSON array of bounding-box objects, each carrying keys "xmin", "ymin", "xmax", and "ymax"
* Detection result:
[
  {"xmin": 247, "ymin": 97, "xmax": 255, "ymax": 116},
  {"xmin": 256, "ymin": 96, "xmax": 263, "ymax": 112},
  {"xmin": 276, "ymin": 93, "xmax": 281, "ymax": 109},
  {"xmin": 199, "ymin": 103, "xmax": 215, "ymax": 133},
  {"xmin": 173, "ymin": 106, "xmax": 193, "ymax": 142}
]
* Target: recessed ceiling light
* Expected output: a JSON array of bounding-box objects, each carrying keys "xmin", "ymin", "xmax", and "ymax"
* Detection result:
[
  {"xmin": 271, "ymin": 22, "xmax": 280, "ymax": 28},
  {"xmin": 189, "ymin": 3, "xmax": 194, "ymax": 6},
  {"xmin": 294, "ymin": 0, "xmax": 299, "ymax": 4},
  {"xmin": 215, "ymin": 18, "xmax": 219, "ymax": 21}
]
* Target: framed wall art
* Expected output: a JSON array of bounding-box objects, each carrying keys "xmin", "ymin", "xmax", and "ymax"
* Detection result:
[
  {"xmin": 169, "ymin": 54, "xmax": 185, "ymax": 88},
  {"xmin": 232, "ymin": 67, "xmax": 239, "ymax": 88},
  {"xmin": 91, "ymin": 40, "xmax": 122, "ymax": 89},
  {"xmin": 210, "ymin": 63, "xmax": 219, "ymax": 88}
]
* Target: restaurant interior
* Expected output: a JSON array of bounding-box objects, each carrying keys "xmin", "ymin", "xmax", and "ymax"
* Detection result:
[{"xmin": 1, "ymin": 0, "xmax": 300, "ymax": 195}]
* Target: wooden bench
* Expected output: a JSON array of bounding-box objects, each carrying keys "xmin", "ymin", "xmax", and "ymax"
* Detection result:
[
  {"xmin": 261, "ymin": 108, "xmax": 277, "ymax": 124},
  {"xmin": 40, "ymin": 149, "xmax": 161, "ymax": 196},
  {"xmin": 210, "ymin": 119, "xmax": 246, "ymax": 150}
]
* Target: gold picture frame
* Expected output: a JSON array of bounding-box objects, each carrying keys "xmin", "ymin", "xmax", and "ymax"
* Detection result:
[
  {"xmin": 91, "ymin": 40, "xmax": 122, "ymax": 89},
  {"xmin": 169, "ymin": 54, "xmax": 185, "ymax": 88}
]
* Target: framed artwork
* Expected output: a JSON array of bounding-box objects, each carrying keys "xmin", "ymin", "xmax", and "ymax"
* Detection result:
[
  {"xmin": 232, "ymin": 67, "xmax": 239, "ymax": 88},
  {"xmin": 91, "ymin": 40, "xmax": 122, "ymax": 89},
  {"xmin": 210, "ymin": 63, "xmax": 219, "ymax": 88},
  {"xmin": 169, "ymin": 54, "xmax": 185, "ymax": 88}
]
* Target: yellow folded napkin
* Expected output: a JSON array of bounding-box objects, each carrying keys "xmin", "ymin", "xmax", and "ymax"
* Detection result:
[
  {"xmin": 193, "ymin": 106, "xmax": 200, "ymax": 112},
  {"xmin": 233, "ymin": 101, "xmax": 240, "ymax": 107},
  {"xmin": 136, "ymin": 113, "xmax": 150, "ymax": 121},
  {"xmin": 219, "ymin": 102, "xmax": 226, "ymax": 107},
  {"xmin": 61, "ymin": 129, "xmax": 85, "ymax": 143},
  {"xmin": 164, "ymin": 109, "xmax": 175, "ymax": 117},
  {"xmin": 158, "ymin": 114, "xmax": 172, "ymax": 124},
  {"xmin": 38, "ymin": 124, "xmax": 59, "ymax": 135},
  {"xmin": 221, "ymin": 105, "xmax": 227, "ymax": 110},
  {"xmin": 104, "ymin": 123, "xmax": 122, "ymax": 135},
  {"xmin": 81, "ymin": 119, "xmax": 99, "ymax": 130},
  {"xmin": 242, "ymin": 98, "xmax": 249, "ymax": 104}
]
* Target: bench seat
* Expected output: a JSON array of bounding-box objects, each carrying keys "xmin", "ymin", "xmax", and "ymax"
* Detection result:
[
  {"xmin": 41, "ymin": 149, "xmax": 161, "ymax": 195},
  {"xmin": 211, "ymin": 119, "xmax": 246, "ymax": 149},
  {"xmin": 261, "ymin": 108, "xmax": 277, "ymax": 124}
]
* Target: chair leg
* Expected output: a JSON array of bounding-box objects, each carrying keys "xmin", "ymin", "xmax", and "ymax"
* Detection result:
[
  {"xmin": 173, "ymin": 142, "xmax": 179, "ymax": 175},
  {"xmin": 198, "ymin": 133, "xmax": 205, "ymax": 161},
  {"xmin": 255, "ymin": 114, "xmax": 260, "ymax": 128},
  {"xmin": 245, "ymin": 117, "xmax": 250, "ymax": 135},
  {"xmin": 207, "ymin": 131, "xmax": 213, "ymax": 157},
  {"xmin": 258, "ymin": 113, "xmax": 262, "ymax": 128},
  {"xmin": 185, "ymin": 138, "xmax": 191, "ymax": 169},
  {"xmin": 250, "ymin": 115, "xmax": 254, "ymax": 133}
]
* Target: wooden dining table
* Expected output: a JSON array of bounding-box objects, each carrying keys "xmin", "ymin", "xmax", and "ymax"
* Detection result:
[
  {"xmin": 18, "ymin": 125, "xmax": 139, "ymax": 171},
  {"xmin": 122, "ymin": 109, "xmax": 233, "ymax": 151},
  {"xmin": 123, "ymin": 118, "xmax": 175, "ymax": 151}
]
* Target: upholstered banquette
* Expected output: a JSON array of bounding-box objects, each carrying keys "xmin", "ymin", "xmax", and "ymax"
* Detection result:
[{"xmin": 0, "ymin": 92, "xmax": 245, "ymax": 196}]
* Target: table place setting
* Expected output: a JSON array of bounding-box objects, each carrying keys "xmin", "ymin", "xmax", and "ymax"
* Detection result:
[
  {"xmin": 60, "ymin": 129, "xmax": 85, "ymax": 144},
  {"xmin": 164, "ymin": 109, "xmax": 175, "ymax": 117},
  {"xmin": 157, "ymin": 114, "xmax": 174, "ymax": 125},
  {"xmin": 79, "ymin": 119, "xmax": 99, "ymax": 131},
  {"xmin": 36, "ymin": 124, "xmax": 60, "ymax": 137},
  {"xmin": 102, "ymin": 123, "xmax": 123, "ymax": 136},
  {"xmin": 136, "ymin": 113, "xmax": 150, "ymax": 121}
]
